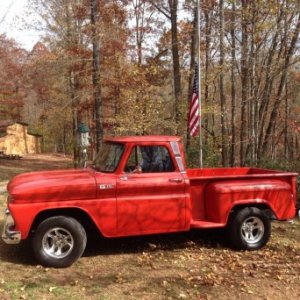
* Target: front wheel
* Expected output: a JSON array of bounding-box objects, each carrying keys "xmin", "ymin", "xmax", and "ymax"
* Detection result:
[
  {"xmin": 32, "ymin": 216, "xmax": 87, "ymax": 268},
  {"xmin": 229, "ymin": 207, "xmax": 271, "ymax": 250}
]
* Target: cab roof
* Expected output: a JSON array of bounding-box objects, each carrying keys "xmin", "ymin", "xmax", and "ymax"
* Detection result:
[{"xmin": 104, "ymin": 136, "xmax": 181, "ymax": 143}]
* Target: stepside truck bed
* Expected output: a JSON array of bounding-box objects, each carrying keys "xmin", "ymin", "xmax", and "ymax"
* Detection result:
[{"xmin": 187, "ymin": 168, "xmax": 298, "ymax": 223}]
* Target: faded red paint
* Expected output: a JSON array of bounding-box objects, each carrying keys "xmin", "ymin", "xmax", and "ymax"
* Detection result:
[{"xmin": 6, "ymin": 136, "xmax": 298, "ymax": 240}]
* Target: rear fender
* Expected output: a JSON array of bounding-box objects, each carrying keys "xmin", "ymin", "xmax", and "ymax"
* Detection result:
[{"xmin": 205, "ymin": 179, "xmax": 295, "ymax": 223}]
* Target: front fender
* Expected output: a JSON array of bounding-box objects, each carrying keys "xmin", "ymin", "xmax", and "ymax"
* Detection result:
[{"xmin": 8, "ymin": 198, "xmax": 117, "ymax": 240}]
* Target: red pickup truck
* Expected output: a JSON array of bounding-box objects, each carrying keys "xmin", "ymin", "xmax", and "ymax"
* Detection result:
[{"xmin": 2, "ymin": 136, "xmax": 298, "ymax": 268}]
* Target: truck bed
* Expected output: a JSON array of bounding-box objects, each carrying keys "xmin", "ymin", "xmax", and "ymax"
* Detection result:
[{"xmin": 186, "ymin": 167, "xmax": 298, "ymax": 223}]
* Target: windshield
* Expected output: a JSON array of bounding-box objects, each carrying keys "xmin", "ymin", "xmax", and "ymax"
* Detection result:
[{"xmin": 93, "ymin": 142, "xmax": 124, "ymax": 173}]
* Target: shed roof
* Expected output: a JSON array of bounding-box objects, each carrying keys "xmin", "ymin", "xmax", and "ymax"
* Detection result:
[{"xmin": 0, "ymin": 120, "xmax": 29, "ymax": 129}]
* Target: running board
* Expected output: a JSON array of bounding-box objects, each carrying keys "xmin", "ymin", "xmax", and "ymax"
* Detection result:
[{"xmin": 190, "ymin": 220, "xmax": 226, "ymax": 229}]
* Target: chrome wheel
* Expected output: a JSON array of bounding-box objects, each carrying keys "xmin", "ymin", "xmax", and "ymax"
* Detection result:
[
  {"xmin": 241, "ymin": 216, "xmax": 264, "ymax": 244},
  {"xmin": 229, "ymin": 207, "xmax": 271, "ymax": 250},
  {"xmin": 33, "ymin": 216, "xmax": 87, "ymax": 267},
  {"xmin": 42, "ymin": 227, "xmax": 74, "ymax": 259}
]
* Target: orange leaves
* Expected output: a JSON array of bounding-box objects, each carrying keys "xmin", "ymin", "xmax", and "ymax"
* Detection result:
[
  {"xmin": 73, "ymin": 4, "xmax": 88, "ymax": 21},
  {"xmin": 0, "ymin": 35, "xmax": 27, "ymax": 120}
]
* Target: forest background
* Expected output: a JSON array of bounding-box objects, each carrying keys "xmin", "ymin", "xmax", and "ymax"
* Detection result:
[{"xmin": 0, "ymin": 0, "xmax": 300, "ymax": 172}]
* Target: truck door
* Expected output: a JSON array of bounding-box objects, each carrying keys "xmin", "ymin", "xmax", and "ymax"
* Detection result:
[{"xmin": 116, "ymin": 144, "xmax": 187, "ymax": 236}]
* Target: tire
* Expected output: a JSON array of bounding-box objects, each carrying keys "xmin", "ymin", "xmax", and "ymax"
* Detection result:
[
  {"xmin": 229, "ymin": 207, "xmax": 271, "ymax": 250},
  {"xmin": 32, "ymin": 216, "xmax": 87, "ymax": 268}
]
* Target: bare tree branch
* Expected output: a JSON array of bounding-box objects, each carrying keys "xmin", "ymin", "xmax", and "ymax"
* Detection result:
[
  {"xmin": 148, "ymin": 0, "xmax": 171, "ymax": 20},
  {"xmin": 0, "ymin": 1, "xmax": 14, "ymax": 25}
]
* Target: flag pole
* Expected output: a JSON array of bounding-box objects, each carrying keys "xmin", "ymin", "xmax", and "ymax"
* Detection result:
[{"xmin": 197, "ymin": 0, "xmax": 203, "ymax": 168}]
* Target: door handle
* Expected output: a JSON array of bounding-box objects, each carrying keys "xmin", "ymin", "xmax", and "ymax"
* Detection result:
[
  {"xmin": 119, "ymin": 176, "xmax": 128, "ymax": 181},
  {"xmin": 169, "ymin": 178, "xmax": 183, "ymax": 183}
]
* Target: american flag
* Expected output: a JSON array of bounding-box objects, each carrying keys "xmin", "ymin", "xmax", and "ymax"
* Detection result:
[{"xmin": 188, "ymin": 64, "xmax": 200, "ymax": 137}]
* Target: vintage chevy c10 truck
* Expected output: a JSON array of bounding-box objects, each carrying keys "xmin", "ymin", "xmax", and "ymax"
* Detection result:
[{"xmin": 2, "ymin": 136, "xmax": 298, "ymax": 268}]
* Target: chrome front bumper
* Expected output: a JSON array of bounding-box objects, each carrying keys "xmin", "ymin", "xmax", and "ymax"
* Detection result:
[{"xmin": 2, "ymin": 209, "xmax": 21, "ymax": 244}]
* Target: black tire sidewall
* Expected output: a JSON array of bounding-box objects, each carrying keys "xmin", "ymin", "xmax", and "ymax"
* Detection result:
[
  {"xmin": 32, "ymin": 216, "xmax": 87, "ymax": 268},
  {"xmin": 229, "ymin": 207, "xmax": 271, "ymax": 250}
]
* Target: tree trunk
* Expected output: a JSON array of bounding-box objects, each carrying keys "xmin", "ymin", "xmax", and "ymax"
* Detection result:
[
  {"xmin": 133, "ymin": 0, "xmax": 144, "ymax": 65},
  {"xmin": 69, "ymin": 71, "xmax": 79, "ymax": 167},
  {"xmin": 240, "ymin": 0, "xmax": 249, "ymax": 166},
  {"xmin": 168, "ymin": 0, "xmax": 181, "ymax": 129},
  {"xmin": 248, "ymin": 1, "xmax": 257, "ymax": 165},
  {"xmin": 230, "ymin": 0, "xmax": 236, "ymax": 167},
  {"xmin": 284, "ymin": 82, "xmax": 289, "ymax": 160},
  {"xmin": 65, "ymin": 0, "xmax": 80, "ymax": 166},
  {"xmin": 219, "ymin": 0, "xmax": 227, "ymax": 166},
  {"xmin": 91, "ymin": 0, "xmax": 103, "ymax": 153},
  {"xmin": 204, "ymin": 8, "xmax": 212, "ymax": 146}
]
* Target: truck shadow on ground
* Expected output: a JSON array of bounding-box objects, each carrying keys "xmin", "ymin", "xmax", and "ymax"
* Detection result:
[
  {"xmin": 0, "ymin": 228, "xmax": 230, "ymax": 266},
  {"xmin": 84, "ymin": 228, "xmax": 231, "ymax": 257},
  {"xmin": 83, "ymin": 229, "xmax": 229, "ymax": 256},
  {"xmin": 0, "ymin": 239, "xmax": 36, "ymax": 265}
]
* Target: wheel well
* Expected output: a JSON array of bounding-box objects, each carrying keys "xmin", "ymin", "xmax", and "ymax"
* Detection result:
[
  {"xmin": 30, "ymin": 208, "xmax": 101, "ymax": 236},
  {"xmin": 229, "ymin": 204, "xmax": 276, "ymax": 221}
]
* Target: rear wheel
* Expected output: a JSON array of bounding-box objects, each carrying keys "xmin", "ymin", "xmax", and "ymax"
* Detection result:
[
  {"xmin": 229, "ymin": 207, "xmax": 271, "ymax": 250},
  {"xmin": 32, "ymin": 216, "xmax": 87, "ymax": 268}
]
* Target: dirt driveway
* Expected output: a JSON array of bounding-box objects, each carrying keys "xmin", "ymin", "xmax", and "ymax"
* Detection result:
[
  {"xmin": 0, "ymin": 154, "xmax": 73, "ymax": 182},
  {"xmin": 0, "ymin": 155, "xmax": 299, "ymax": 299}
]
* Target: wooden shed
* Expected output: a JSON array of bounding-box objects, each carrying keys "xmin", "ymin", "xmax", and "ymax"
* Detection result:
[{"xmin": 0, "ymin": 121, "xmax": 42, "ymax": 156}]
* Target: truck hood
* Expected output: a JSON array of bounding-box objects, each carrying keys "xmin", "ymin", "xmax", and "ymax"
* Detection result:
[{"xmin": 7, "ymin": 169, "xmax": 97, "ymax": 203}]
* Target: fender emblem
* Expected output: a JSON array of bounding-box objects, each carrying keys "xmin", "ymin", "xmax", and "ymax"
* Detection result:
[{"xmin": 99, "ymin": 184, "xmax": 115, "ymax": 190}]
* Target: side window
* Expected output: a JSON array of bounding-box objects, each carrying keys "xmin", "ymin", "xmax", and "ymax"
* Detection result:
[{"xmin": 125, "ymin": 145, "xmax": 175, "ymax": 173}]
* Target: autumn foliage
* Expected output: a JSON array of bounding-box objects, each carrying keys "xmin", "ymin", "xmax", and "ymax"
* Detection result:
[
  {"xmin": 0, "ymin": 0, "xmax": 300, "ymax": 170},
  {"xmin": 0, "ymin": 35, "xmax": 27, "ymax": 120}
]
